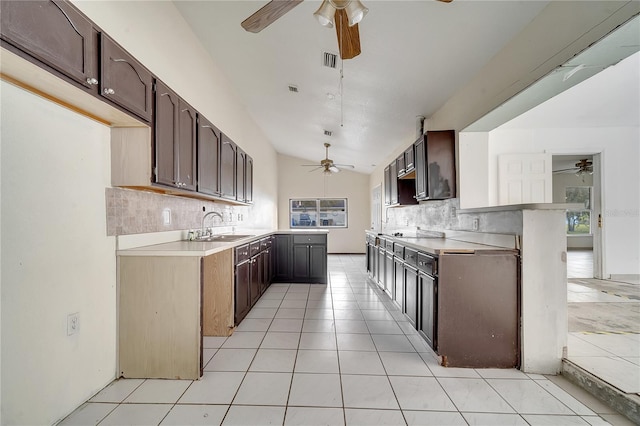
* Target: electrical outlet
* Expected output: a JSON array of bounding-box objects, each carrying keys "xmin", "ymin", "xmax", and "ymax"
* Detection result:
[
  {"xmin": 162, "ymin": 208, "xmax": 171, "ymax": 225},
  {"xmin": 472, "ymin": 218, "xmax": 480, "ymax": 231},
  {"xmin": 67, "ymin": 312, "xmax": 79, "ymax": 336},
  {"xmin": 450, "ymin": 206, "xmax": 456, "ymax": 217}
]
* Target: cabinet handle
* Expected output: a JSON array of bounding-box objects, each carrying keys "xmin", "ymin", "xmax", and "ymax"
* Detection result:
[
  {"xmin": 103, "ymin": 88, "xmax": 115, "ymax": 95},
  {"xmin": 86, "ymin": 77, "xmax": 99, "ymax": 85}
]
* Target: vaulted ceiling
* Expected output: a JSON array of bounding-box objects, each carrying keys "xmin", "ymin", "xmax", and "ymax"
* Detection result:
[{"xmin": 173, "ymin": 1, "xmax": 639, "ymax": 173}]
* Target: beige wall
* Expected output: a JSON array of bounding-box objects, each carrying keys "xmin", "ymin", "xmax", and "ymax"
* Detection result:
[
  {"xmin": 1, "ymin": 82, "xmax": 116, "ymax": 425},
  {"xmin": 277, "ymin": 154, "xmax": 369, "ymax": 254}
]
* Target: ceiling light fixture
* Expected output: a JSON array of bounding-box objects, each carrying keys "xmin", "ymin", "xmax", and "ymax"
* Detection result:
[{"xmin": 314, "ymin": 0, "xmax": 368, "ymax": 28}]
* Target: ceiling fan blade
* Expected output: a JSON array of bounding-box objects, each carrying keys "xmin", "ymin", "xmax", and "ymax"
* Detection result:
[
  {"xmin": 437, "ymin": 0, "xmax": 454, "ymax": 3},
  {"xmin": 553, "ymin": 168, "xmax": 577, "ymax": 173},
  {"xmin": 241, "ymin": 0, "xmax": 303, "ymax": 33},
  {"xmin": 335, "ymin": 9, "xmax": 361, "ymax": 60},
  {"xmin": 308, "ymin": 166, "xmax": 323, "ymax": 173},
  {"xmin": 301, "ymin": 164, "xmax": 322, "ymax": 167},
  {"xmin": 334, "ymin": 164, "xmax": 355, "ymax": 169}
]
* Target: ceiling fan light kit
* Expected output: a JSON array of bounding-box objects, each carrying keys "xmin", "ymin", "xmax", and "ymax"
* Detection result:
[
  {"xmin": 314, "ymin": 0, "xmax": 368, "ymax": 29},
  {"xmin": 314, "ymin": 1, "xmax": 336, "ymax": 28}
]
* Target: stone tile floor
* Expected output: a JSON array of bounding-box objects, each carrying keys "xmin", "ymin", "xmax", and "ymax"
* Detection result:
[{"xmin": 59, "ymin": 255, "xmax": 634, "ymax": 425}]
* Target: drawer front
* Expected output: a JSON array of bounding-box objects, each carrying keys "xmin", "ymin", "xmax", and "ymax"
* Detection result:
[
  {"xmin": 235, "ymin": 244, "xmax": 250, "ymax": 263},
  {"xmin": 385, "ymin": 240, "xmax": 394, "ymax": 251},
  {"xmin": 394, "ymin": 243, "xmax": 405, "ymax": 258},
  {"xmin": 404, "ymin": 247, "xmax": 418, "ymax": 267},
  {"xmin": 260, "ymin": 237, "xmax": 271, "ymax": 250},
  {"xmin": 249, "ymin": 241, "xmax": 261, "ymax": 256},
  {"xmin": 293, "ymin": 234, "xmax": 326, "ymax": 245},
  {"xmin": 417, "ymin": 252, "xmax": 436, "ymax": 276},
  {"xmin": 378, "ymin": 237, "xmax": 386, "ymax": 248}
]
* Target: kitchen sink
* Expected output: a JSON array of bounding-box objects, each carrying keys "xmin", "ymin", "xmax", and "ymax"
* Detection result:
[{"xmin": 193, "ymin": 234, "xmax": 255, "ymax": 242}]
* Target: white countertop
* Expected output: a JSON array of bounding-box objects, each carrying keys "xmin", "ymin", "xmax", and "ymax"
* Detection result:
[
  {"xmin": 366, "ymin": 230, "xmax": 517, "ymax": 255},
  {"xmin": 118, "ymin": 229, "xmax": 329, "ymax": 257}
]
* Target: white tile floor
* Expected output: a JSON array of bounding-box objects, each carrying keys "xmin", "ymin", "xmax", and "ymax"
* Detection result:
[{"xmin": 61, "ymin": 255, "xmax": 622, "ymax": 426}]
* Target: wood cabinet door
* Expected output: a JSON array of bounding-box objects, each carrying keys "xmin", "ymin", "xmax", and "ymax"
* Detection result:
[
  {"xmin": 236, "ymin": 147, "xmax": 246, "ymax": 202},
  {"xmin": 198, "ymin": 116, "xmax": 221, "ymax": 196},
  {"xmin": 425, "ymin": 130, "xmax": 456, "ymax": 199},
  {"xmin": 178, "ymin": 99, "xmax": 197, "ymax": 191},
  {"xmin": 404, "ymin": 145, "xmax": 415, "ymax": 172},
  {"xmin": 383, "ymin": 166, "xmax": 391, "ymax": 205},
  {"xmin": 262, "ymin": 249, "xmax": 271, "ymax": 290},
  {"xmin": 414, "ymin": 137, "xmax": 427, "ymax": 200},
  {"xmin": 394, "ymin": 258, "xmax": 404, "ymax": 307},
  {"xmin": 396, "ymin": 154, "xmax": 405, "ymax": 177},
  {"xmin": 234, "ymin": 261, "xmax": 251, "ymax": 325},
  {"xmin": 274, "ymin": 235, "xmax": 291, "ymax": 281},
  {"xmin": 249, "ymin": 256, "xmax": 261, "ymax": 306},
  {"xmin": 419, "ymin": 272, "xmax": 436, "ymax": 350},
  {"xmin": 245, "ymin": 156, "xmax": 254, "ymax": 204},
  {"xmin": 154, "ymin": 80, "xmax": 179, "ymax": 187},
  {"xmin": 100, "ymin": 34, "xmax": 153, "ymax": 122},
  {"xmin": 309, "ymin": 244, "xmax": 327, "ymax": 283},
  {"xmin": 390, "ymin": 162, "xmax": 398, "ymax": 204},
  {"xmin": 404, "ymin": 265, "xmax": 418, "ymax": 328},
  {"xmin": 220, "ymin": 134, "xmax": 237, "ymax": 200},
  {"xmin": 0, "ymin": 0, "xmax": 98, "ymax": 89},
  {"xmin": 292, "ymin": 245, "xmax": 310, "ymax": 280}
]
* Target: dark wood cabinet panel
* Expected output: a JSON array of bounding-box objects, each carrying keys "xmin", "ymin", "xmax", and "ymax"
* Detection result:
[
  {"xmin": 390, "ymin": 162, "xmax": 398, "ymax": 204},
  {"xmin": 404, "ymin": 265, "xmax": 418, "ymax": 328},
  {"xmin": 198, "ymin": 116, "xmax": 221, "ymax": 196},
  {"xmin": 418, "ymin": 272, "xmax": 437, "ymax": 350},
  {"xmin": 377, "ymin": 246, "xmax": 385, "ymax": 287},
  {"xmin": 154, "ymin": 80, "xmax": 196, "ymax": 191},
  {"xmin": 404, "ymin": 145, "xmax": 415, "ymax": 173},
  {"xmin": 383, "ymin": 166, "xmax": 391, "ymax": 206},
  {"xmin": 309, "ymin": 244, "xmax": 327, "ymax": 281},
  {"xmin": 394, "ymin": 257, "xmax": 404, "ymax": 308},
  {"xmin": 236, "ymin": 148, "xmax": 246, "ymax": 202},
  {"xmin": 385, "ymin": 252, "xmax": 394, "ymax": 298},
  {"xmin": 292, "ymin": 244, "xmax": 310, "ymax": 280},
  {"xmin": 154, "ymin": 80, "xmax": 179, "ymax": 188},
  {"xmin": 0, "ymin": 0, "xmax": 98, "ymax": 90},
  {"xmin": 422, "ymin": 130, "xmax": 456, "ymax": 200},
  {"xmin": 178, "ymin": 99, "xmax": 197, "ymax": 191},
  {"xmin": 245, "ymin": 156, "xmax": 254, "ymax": 204},
  {"xmin": 220, "ymin": 134, "xmax": 237, "ymax": 200},
  {"xmin": 250, "ymin": 255, "xmax": 261, "ymax": 306},
  {"xmin": 100, "ymin": 34, "xmax": 152, "ymax": 122},
  {"xmin": 235, "ymin": 261, "xmax": 251, "ymax": 325},
  {"xmin": 274, "ymin": 234, "xmax": 292, "ymax": 281},
  {"xmin": 414, "ymin": 137, "xmax": 427, "ymax": 200},
  {"xmin": 396, "ymin": 154, "xmax": 406, "ymax": 177}
]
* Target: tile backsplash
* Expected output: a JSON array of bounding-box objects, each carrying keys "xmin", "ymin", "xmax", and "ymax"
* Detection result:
[{"xmin": 106, "ymin": 187, "xmax": 250, "ymax": 236}]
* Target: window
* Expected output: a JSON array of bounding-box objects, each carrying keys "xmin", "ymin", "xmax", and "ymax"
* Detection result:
[
  {"xmin": 290, "ymin": 198, "xmax": 347, "ymax": 228},
  {"xmin": 566, "ymin": 186, "xmax": 592, "ymax": 235}
]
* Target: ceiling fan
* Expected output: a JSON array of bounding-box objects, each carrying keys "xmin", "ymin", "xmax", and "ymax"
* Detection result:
[
  {"xmin": 241, "ymin": 0, "xmax": 453, "ymax": 60},
  {"xmin": 553, "ymin": 158, "xmax": 593, "ymax": 175},
  {"xmin": 302, "ymin": 143, "xmax": 355, "ymax": 173}
]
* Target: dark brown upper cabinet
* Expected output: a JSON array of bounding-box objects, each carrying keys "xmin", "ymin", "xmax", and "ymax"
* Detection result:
[
  {"xmin": 197, "ymin": 116, "xmax": 221, "ymax": 196},
  {"xmin": 100, "ymin": 34, "xmax": 153, "ymax": 122},
  {"xmin": 236, "ymin": 147, "xmax": 246, "ymax": 202},
  {"xmin": 384, "ymin": 166, "xmax": 391, "ymax": 206},
  {"xmin": 0, "ymin": 0, "xmax": 98, "ymax": 90},
  {"xmin": 396, "ymin": 154, "xmax": 406, "ymax": 178},
  {"xmin": 245, "ymin": 156, "xmax": 254, "ymax": 204},
  {"xmin": 416, "ymin": 130, "xmax": 456, "ymax": 200},
  {"xmin": 404, "ymin": 144, "xmax": 415, "ymax": 174},
  {"xmin": 154, "ymin": 80, "xmax": 196, "ymax": 191},
  {"xmin": 415, "ymin": 137, "xmax": 427, "ymax": 200},
  {"xmin": 220, "ymin": 134, "xmax": 237, "ymax": 200}
]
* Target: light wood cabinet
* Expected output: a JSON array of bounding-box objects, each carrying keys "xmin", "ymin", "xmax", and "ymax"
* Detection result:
[{"xmin": 118, "ymin": 249, "xmax": 234, "ymax": 380}]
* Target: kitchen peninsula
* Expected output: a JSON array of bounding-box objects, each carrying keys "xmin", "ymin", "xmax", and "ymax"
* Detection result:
[{"xmin": 117, "ymin": 229, "xmax": 328, "ymax": 380}]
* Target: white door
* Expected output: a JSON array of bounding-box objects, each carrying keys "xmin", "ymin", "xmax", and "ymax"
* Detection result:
[{"xmin": 498, "ymin": 153, "xmax": 552, "ymax": 204}]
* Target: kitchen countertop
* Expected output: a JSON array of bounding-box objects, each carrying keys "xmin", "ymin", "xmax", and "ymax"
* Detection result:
[
  {"xmin": 366, "ymin": 230, "xmax": 517, "ymax": 255},
  {"xmin": 118, "ymin": 229, "xmax": 329, "ymax": 257}
]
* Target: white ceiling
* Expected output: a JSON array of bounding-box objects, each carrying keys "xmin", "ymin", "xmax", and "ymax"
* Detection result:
[{"xmin": 173, "ymin": 1, "xmax": 637, "ymax": 174}]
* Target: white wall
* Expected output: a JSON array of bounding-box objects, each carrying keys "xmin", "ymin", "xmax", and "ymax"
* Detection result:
[
  {"xmin": 1, "ymin": 82, "xmax": 116, "ymax": 424},
  {"xmin": 277, "ymin": 154, "xmax": 369, "ymax": 254},
  {"xmin": 489, "ymin": 127, "xmax": 639, "ymax": 276},
  {"xmin": 72, "ymin": 0, "xmax": 279, "ymax": 230},
  {"xmin": 459, "ymin": 132, "xmax": 489, "ymax": 208}
]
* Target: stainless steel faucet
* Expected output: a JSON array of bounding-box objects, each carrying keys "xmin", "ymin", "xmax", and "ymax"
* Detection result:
[{"xmin": 201, "ymin": 211, "xmax": 224, "ymax": 237}]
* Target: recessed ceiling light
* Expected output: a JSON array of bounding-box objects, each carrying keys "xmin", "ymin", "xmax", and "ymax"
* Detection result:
[
  {"xmin": 326, "ymin": 93, "xmax": 335, "ymax": 100},
  {"xmin": 288, "ymin": 85, "xmax": 299, "ymax": 93},
  {"xmin": 324, "ymin": 130, "xmax": 333, "ymax": 136}
]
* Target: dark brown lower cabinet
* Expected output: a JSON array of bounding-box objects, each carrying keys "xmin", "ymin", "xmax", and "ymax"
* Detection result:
[
  {"xmin": 404, "ymin": 264, "xmax": 418, "ymax": 328},
  {"xmin": 234, "ymin": 259, "xmax": 251, "ymax": 325},
  {"xmin": 394, "ymin": 257, "xmax": 404, "ymax": 308},
  {"xmin": 249, "ymin": 254, "xmax": 261, "ymax": 306},
  {"xmin": 385, "ymin": 251, "xmax": 394, "ymax": 298},
  {"xmin": 418, "ymin": 271, "xmax": 437, "ymax": 350}
]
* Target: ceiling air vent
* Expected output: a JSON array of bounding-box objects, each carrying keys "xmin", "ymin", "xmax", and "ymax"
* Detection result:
[
  {"xmin": 288, "ymin": 85, "xmax": 299, "ymax": 93},
  {"xmin": 324, "ymin": 130, "xmax": 333, "ymax": 137},
  {"xmin": 323, "ymin": 51, "xmax": 338, "ymax": 69}
]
